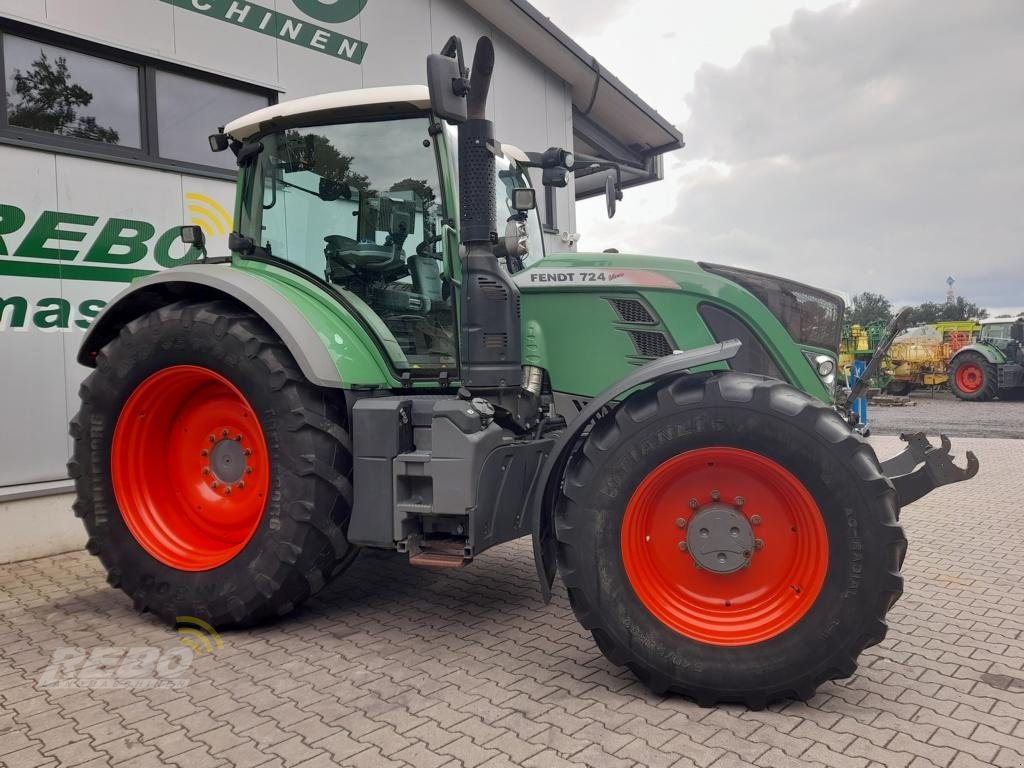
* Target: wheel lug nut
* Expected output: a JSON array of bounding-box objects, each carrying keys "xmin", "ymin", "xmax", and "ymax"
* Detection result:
[
  {"xmin": 734, "ymin": 496, "xmax": 745, "ymax": 506},
  {"xmin": 224, "ymin": 487, "xmax": 232, "ymax": 495},
  {"xmin": 221, "ymin": 429, "xmax": 229, "ymax": 437},
  {"xmin": 211, "ymin": 481, "xmax": 218, "ymax": 488},
  {"xmin": 710, "ymin": 490, "xmax": 720, "ymax": 501},
  {"xmin": 235, "ymin": 434, "xmax": 243, "ymax": 442},
  {"xmin": 750, "ymin": 514, "xmax": 762, "ymax": 526},
  {"xmin": 678, "ymin": 540, "xmax": 688, "ymax": 552},
  {"xmin": 755, "ymin": 539, "xmax": 764, "ymax": 550},
  {"xmin": 208, "ymin": 435, "xmax": 216, "ymax": 443},
  {"xmin": 244, "ymin": 449, "xmax": 252, "ymax": 456},
  {"xmin": 676, "ymin": 517, "xmax": 687, "ymax": 528},
  {"xmin": 237, "ymin": 481, "xmax": 245, "ymax": 489},
  {"xmin": 245, "ymin": 467, "xmax": 253, "ymax": 475},
  {"xmin": 688, "ymin": 498, "xmax": 698, "ymax": 510},
  {"xmin": 202, "ymin": 467, "xmax": 210, "ymax": 475}
]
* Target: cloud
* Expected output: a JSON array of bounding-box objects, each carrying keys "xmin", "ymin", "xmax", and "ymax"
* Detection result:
[{"xmin": 577, "ymin": 0, "xmax": 1024, "ymax": 311}]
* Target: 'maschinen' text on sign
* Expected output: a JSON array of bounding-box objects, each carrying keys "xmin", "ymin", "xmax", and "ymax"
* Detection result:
[{"xmin": 160, "ymin": 0, "xmax": 367, "ymax": 64}]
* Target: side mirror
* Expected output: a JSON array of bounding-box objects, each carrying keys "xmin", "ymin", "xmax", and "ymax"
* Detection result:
[
  {"xmin": 511, "ymin": 188, "xmax": 536, "ymax": 212},
  {"xmin": 427, "ymin": 36, "xmax": 469, "ymax": 125},
  {"xmin": 605, "ymin": 175, "xmax": 622, "ymax": 219},
  {"xmin": 180, "ymin": 225, "xmax": 207, "ymax": 257}
]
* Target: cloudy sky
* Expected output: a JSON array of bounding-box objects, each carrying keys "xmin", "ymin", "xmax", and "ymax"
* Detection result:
[{"xmin": 530, "ymin": 0, "xmax": 1023, "ymax": 315}]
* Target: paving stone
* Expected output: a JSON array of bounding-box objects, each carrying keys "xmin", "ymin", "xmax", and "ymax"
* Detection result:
[{"xmin": 0, "ymin": 436, "xmax": 1022, "ymax": 768}]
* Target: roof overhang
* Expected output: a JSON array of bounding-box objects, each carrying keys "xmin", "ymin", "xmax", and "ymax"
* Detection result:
[{"xmin": 463, "ymin": 0, "xmax": 684, "ymax": 198}]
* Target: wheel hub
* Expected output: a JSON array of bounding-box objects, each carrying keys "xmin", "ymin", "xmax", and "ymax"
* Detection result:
[
  {"xmin": 209, "ymin": 437, "xmax": 246, "ymax": 484},
  {"xmin": 686, "ymin": 503, "xmax": 755, "ymax": 574}
]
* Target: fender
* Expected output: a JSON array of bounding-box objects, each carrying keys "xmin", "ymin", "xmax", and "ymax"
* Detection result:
[
  {"xmin": 78, "ymin": 264, "xmax": 392, "ymax": 388},
  {"xmin": 531, "ymin": 339, "xmax": 742, "ymax": 601},
  {"xmin": 950, "ymin": 342, "xmax": 1006, "ymax": 366}
]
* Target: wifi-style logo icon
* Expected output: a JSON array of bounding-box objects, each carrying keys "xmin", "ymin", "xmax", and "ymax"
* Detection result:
[
  {"xmin": 175, "ymin": 616, "xmax": 224, "ymax": 655},
  {"xmin": 185, "ymin": 192, "xmax": 233, "ymax": 237}
]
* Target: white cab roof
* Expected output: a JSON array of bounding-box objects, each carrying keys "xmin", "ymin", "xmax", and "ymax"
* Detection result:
[{"xmin": 225, "ymin": 85, "xmax": 431, "ymax": 140}]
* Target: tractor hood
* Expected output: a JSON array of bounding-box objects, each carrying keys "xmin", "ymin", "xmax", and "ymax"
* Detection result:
[
  {"xmin": 517, "ymin": 253, "xmax": 846, "ymax": 355},
  {"xmin": 515, "ymin": 252, "xmax": 708, "ymax": 293},
  {"xmin": 514, "ymin": 252, "xmax": 845, "ymax": 402}
]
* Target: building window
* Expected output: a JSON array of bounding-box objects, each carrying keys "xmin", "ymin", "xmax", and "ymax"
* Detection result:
[
  {"xmin": 3, "ymin": 34, "xmax": 142, "ymax": 148},
  {"xmin": 155, "ymin": 71, "xmax": 267, "ymax": 171},
  {"xmin": 0, "ymin": 23, "xmax": 273, "ymax": 175}
]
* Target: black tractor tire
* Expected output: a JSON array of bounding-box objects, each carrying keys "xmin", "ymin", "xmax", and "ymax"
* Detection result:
[
  {"xmin": 68, "ymin": 300, "xmax": 357, "ymax": 628},
  {"xmin": 948, "ymin": 352, "xmax": 997, "ymax": 401},
  {"xmin": 555, "ymin": 373, "xmax": 906, "ymax": 707},
  {"xmin": 885, "ymin": 380, "xmax": 911, "ymax": 396}
]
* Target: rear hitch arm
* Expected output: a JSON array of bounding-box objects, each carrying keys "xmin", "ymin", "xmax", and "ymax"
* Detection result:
[{"xmin": 882, "ymin": 432, "xmax": 979, "ymax": 508}]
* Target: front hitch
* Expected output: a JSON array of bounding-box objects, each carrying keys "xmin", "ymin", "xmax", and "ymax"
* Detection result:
[{"xmin": 880, "ymin": 432, "xmax": 979, "ymax": 508}]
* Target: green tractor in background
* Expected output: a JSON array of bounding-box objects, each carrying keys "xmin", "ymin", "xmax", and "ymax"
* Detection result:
[
  {"xmin": 948, "ymin": 317, "xmax": 1024, "ymax": 400},
  {"xmin": 69, "ymin": 37, "xmax": 978, "ymax": 707}
]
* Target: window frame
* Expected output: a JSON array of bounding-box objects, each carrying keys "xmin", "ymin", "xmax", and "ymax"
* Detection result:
[
  {"xmin": 0, "ymin": 17, "xmax": 276, "ymax": 180},
  {"xmin": 237, "ymin": 111, "xmax": 460, "ymax": 379}
]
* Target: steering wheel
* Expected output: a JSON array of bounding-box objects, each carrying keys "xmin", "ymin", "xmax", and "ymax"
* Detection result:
[{"xmin": 324, "ymin": 235, "xmax": 404, "ymax": 272}]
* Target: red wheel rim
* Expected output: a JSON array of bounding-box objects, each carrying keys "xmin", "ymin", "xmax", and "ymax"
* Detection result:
[
  {"xmin": 621, "ymin": 447, "xmax": 828, "ymax": 646},
  {"xmin": 955, "ymin": 363, "xmax": 983, "ymax": 393},
  {"xmin": 112, "ymin": 366, "xmax": 269, "ymax": 571}
]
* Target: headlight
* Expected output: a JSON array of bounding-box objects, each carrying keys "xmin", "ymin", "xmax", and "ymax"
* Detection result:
[{"xmin": 805, "ymin": 352, "xmax": 837, "ymax": 394}]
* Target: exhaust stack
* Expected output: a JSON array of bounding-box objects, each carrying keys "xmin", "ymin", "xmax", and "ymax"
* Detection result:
[{"xmin": 455, "ymin": 37, "xmax": 524, "ymax": 392}]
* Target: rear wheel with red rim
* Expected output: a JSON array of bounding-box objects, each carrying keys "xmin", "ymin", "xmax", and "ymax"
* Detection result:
[
  {"xmin": 69, "ymin": 301, "xmax": 357, "ymax": 628},
  {"xmin": 112, "ymin": 366, "xmax": 270, "ymax": 572},
  {"xmin": 556, "ymin": 373, "xmax": 906, "ymax": 707},
  {"xmin": 949, "ymin": 352, "xmax": 997, "ymax": 401}
]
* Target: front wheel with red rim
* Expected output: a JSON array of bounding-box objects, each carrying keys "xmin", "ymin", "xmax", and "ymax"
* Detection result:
[
  {"xmin": 620, "ymin": 447, "xmax": 829, "ymax": 647},
  {"xmin": 69, "ymin": 301, "xmax": 357, "ymax": 628},
  {"xmin": 556, "ymin": 373, "xmax": 906, "ymax": 707}
]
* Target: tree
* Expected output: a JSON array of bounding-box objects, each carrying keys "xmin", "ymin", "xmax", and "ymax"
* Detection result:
[
  {"xmin": 7, "ymin": 53, "xmax": 120, "ymax": 143},
  {"xmin": 907, "ymin": 296, "xmax": 987, "ymax": 324},
  {"xmin": 847, "ymin": 292, "xmax": 893, "ymax": 326}
]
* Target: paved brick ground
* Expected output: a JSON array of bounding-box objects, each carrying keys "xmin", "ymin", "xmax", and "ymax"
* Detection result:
[{"xmin": 1, "ymin": 436, "xmax": 1022, "ymax": 768}]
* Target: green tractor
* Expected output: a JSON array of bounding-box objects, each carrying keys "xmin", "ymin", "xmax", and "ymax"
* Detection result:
[
  {"xmin": 69, "ymin": 37, "xmax": 978, "ymax": 706},
  {"xmin": 948, "ymin": 318, "xmax": 1024, "ymax": 400}
]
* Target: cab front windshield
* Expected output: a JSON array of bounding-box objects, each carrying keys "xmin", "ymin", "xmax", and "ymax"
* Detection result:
[{"xmin": 240, "ymin": 116, "xmax": 455, "ymax": 373}]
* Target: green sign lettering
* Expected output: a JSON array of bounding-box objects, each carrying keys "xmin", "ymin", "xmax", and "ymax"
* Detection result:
[
  {"xmin": 0, "ymin": 203, "xmax": 26, "ymax": 256},
  {"xmin": 34, "ymin": 298, "xmax": 72, "ymax": 329},
  {"xmin": 84, "ymin": 218, "xmax": 156, "ymax": 265},
  {"xmin": 14, "ymin": 211, "xmax": 99, "ymax": 261},
  {"xmin": 76, "ymin": 299, "xmax": 107, "ymax": 329},
  {"xmin": 160, "ymin": 0, "xmax": 367, "ymax": 63},
  {"xmin": 154, "ymin": 226, "xmax": 196, "ymax": 268},
  {"xmin": 291, "ymin": 0, "xmax": 367, "ymax": 24},
  {"xmin": 0, "ymin": 296, "xmax": 29, "ymax": 329}
]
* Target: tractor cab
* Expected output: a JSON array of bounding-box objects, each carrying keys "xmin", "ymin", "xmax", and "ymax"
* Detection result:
[
  {"xmin": 978, "ymin": 317, "xmax": 1024, "ymax": 351},
  {"xmin": 221, "ymin": 86, "xmax": 544, "ymax": 377}
]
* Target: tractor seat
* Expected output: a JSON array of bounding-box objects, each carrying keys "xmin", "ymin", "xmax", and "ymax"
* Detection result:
[{"xmin": 324, "ymin": 235, "xmax": 403, "ymax": 272}]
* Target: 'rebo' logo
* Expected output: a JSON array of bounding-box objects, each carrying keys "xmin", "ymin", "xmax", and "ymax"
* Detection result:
[{"xmin": 291, "ymin": 0, "xmax": 367, "ymax": 24}]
